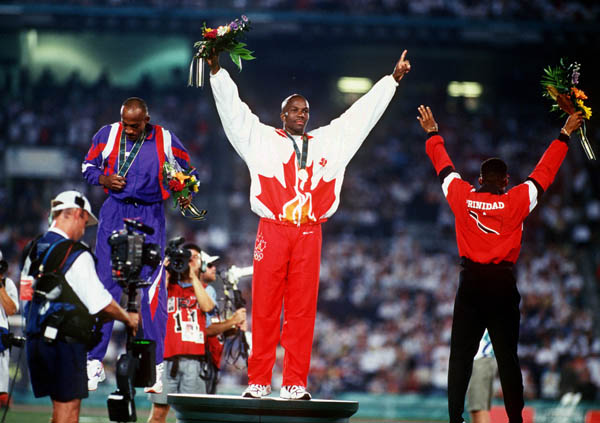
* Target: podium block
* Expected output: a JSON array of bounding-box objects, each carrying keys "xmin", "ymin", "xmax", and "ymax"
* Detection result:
[{"xmin": 168, "ymin": 393, "xmax": 359, "ymax": 423}]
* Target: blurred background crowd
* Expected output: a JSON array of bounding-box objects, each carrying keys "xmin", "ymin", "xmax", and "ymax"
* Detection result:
[
  {"xmin": 3, "ymin": 0, "xmax": 600, "ymax": 22},
  {"xmin": 1, "ymin": 0, "xmax": 599, "ymax": 407}
]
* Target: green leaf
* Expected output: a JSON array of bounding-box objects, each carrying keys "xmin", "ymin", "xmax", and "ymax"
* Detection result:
[{"xmin": 229, "ymin": 52, "xmax": 242, "ymax": 71}]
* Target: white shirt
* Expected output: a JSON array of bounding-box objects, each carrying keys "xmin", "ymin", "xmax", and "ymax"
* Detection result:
[
  {"xmin": 47, "ymin": 227, "xmax": 113, "ymax": 315},
  {"xmin": 0, "ymin": 277, "xmax": 19, "ymax": 330},
  {"xmin": 210, "ymin": 68, "xmax": 399, "ymax": 225},
  {"xmin": 474, "ymin": 329, "xmax": 495, "ymax": 360},
  {"xmin": 205, "ymin": 284, "xmax": 217, "ymax": 328}
]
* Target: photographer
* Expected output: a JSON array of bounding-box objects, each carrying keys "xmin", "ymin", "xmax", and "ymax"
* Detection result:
[
  {"xmin": 22, "ymin": 191, "xmax": 138, "ymax": 423},
  {"xmin": 201, "ymin": 251, "xmax": 248, "ymax": 395},
  {"xmin": 0, "ymin": 250, "xmax": 19, "ymax": 408},
  {"xmin": 147, "ymin": 242, "xmax": 215, "ymax": 423},
  {"xmin": 202, "ymin": 253, "xmax": 247, "ymax": 369},
  {"xmin": 148, "ymin": 244, "xmax": 245, "ymax": 423}
]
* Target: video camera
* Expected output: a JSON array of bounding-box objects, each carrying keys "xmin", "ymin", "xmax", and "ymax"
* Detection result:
[
  {"xmin": 0, "ymin": 328, "xmax": 25, "ymax": 353},
  {"xmin": 107, "ymin": 219, "xmax": 160, "ymax": 423},
  {"xmin": 108, "ymin": 219, "xmax": 161, "ymax": 288},
  {"xmin": 164, "ymin": 236, "xmax": 191, "ymax": 283}
]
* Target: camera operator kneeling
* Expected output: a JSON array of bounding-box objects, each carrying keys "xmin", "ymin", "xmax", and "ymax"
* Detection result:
[{"xmin": 21, "ymin": 191, "xmax": 138, "ymax": 423}]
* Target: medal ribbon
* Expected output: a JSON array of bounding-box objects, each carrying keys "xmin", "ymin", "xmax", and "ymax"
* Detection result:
[
  {"xmin": 117, "ymin": 129, "xmax": 146, "ymax": 177},
  {"xmin": 284, "ymin": 131, "xmax": 309, "ymax": 170}
]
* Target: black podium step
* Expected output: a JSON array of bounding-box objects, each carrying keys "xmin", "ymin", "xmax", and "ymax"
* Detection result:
[{"xmin": 168, "ymin": 393, "xmax": 359, "ymax": 423}]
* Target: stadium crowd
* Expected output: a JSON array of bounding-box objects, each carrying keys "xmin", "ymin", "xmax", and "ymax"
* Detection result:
[
  {"xmin": 4, "ymin": 0, "xmax": 599, "ymax": 22},
  {"xmin": 0, "ymin": 58, "xmax": 599, "ymax": 404}
]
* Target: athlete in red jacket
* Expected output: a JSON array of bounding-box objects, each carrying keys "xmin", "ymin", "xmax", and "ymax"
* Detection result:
[{"xmin": 419, "ymin": 105, "xmax": 583, "ymax": 423}]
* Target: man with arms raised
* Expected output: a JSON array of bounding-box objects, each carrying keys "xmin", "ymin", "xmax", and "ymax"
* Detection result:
[
  {"xmin": 207, "ymin": 50, "xmax": 411, "ymax": 399},
  {"xmin": 419, "ymin": 105, "xmax": 583, "ymax": 423}
]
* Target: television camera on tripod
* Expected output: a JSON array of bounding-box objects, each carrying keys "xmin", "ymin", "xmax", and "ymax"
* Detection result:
[{"xmin": 106, "ymin": 218, "xmax": 161, "ymax": 423}]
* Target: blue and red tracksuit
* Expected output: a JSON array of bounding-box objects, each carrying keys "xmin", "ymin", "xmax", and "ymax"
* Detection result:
[{"xmin": 82, "ymin": 122, "xmax": 195, "ymax": 364}]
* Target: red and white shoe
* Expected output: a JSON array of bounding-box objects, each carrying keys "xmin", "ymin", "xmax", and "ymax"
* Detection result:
[
  {"xmin": 241, "ymin": 384, "xmax": 272, "ymax": 398},
  {"xmin": 280, "ymin": 385, "xmax": 311, "ymax": 400}
]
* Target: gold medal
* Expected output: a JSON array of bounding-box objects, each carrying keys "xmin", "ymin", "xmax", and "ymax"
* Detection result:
[{"xmin": 298, "ymin": 169, "xmax": 308, "ymax": 182}]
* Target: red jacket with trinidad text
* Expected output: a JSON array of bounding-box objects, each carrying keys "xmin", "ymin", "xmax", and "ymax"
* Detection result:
[{"xmin": 426, "ymin": 133, "xmax": 569, "ymax": 264}]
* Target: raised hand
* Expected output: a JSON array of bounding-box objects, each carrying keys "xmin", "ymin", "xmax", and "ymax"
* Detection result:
[
  {"xmin": 393, "ymin": 50, "xmax": 411, "ymax": 82},
  {"xmin": 562, "ymin": 111, "xmax": 584, "ymax": 136},
  {"xmin": 417, "ymin": 105, "xmax": 439, "ymax": 133},
  {"xmin": 206, "ymin": 51, "xmax": 221, "ymax": 75}
]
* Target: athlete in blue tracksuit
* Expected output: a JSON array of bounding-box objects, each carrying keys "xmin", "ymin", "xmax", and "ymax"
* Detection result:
[{"xmin": 82, "ymin": 97, "xmax": 196, "ymax": 392}]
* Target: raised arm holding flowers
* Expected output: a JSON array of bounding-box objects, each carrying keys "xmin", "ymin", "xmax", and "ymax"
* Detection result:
[
  {"xmin": 541, "ymin": 58, "xmax": 595, "ymax": 160},
  {"xmin": 188, "ymin": 15, "xmax": 255, "ymax": 88}
]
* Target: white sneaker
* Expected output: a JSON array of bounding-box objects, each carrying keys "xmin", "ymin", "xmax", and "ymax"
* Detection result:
[
  {"xmin": 280, "ymin": 385, "xmax": 311, "ymax": 400},
  {"xmin": 144, "ymin": 362, "xmax": 164, "ymax": 394},
  {"xmin": 87, "ymin": 359, "xmax": 106, "ymax": 391},
  {"xmin": 241, "ymin": 384, "xmax": 272, "ymax": 398}
]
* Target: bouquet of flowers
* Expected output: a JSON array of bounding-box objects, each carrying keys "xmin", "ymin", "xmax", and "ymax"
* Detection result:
[
  {"xmin": 541, "ymin": 58, "xmax": 595, "ymax": 160},
  {"xmin": 163, "ymin": 162, "xmax": 206, "ymax": 220},
  {"xmin": 188, "ymin": 15, "xmax": 255, "ymax": 88}
]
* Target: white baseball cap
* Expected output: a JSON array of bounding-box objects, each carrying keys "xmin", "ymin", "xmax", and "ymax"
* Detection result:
[
  {"xmin": 50, "ymin": 190, "xmax": 98, "ymax": 226},
  {"xmin": 200, "ymin": 250, "xmax": 219, "ymax": 266}
]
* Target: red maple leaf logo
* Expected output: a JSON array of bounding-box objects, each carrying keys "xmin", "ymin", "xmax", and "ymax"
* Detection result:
[{"xmin": 256, "ymin": 153, "xmax": 336, "ymax": 225}]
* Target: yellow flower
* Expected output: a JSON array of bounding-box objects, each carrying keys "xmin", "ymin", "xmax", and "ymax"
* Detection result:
[
  {"xmin": 193, "ymin": 184, "xmax": 199, "ymax": 193},
  {"xmin": 577, "ymin": 99, "xmax": 592, "ymax": 119},
  {"xmin": 175, "ymin": 172, "xmax": 191, "ymax": 184},
  {"xmin": 190, "ymin": 176, "xmax": 197, "ymax": 183}
]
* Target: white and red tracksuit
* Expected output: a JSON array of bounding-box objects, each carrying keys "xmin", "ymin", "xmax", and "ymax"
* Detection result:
[{"xmin": 210, "ymin": 68, "xmax": 399, "ymax": 387}]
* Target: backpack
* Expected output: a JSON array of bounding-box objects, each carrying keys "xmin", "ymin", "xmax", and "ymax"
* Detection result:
[{"xmin": 24, "ymin": 238, "xmax": 102, "ymax": 350}]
